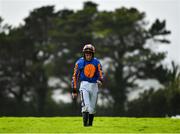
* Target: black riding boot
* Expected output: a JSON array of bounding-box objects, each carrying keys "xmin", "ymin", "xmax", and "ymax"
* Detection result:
[
  {"xmin": 89, "ymin": 114, "xmax": 94, "ymax": 126},
  {"xmin": 82, "ymin": 112, "xmax": 89, "ymax": 126}
]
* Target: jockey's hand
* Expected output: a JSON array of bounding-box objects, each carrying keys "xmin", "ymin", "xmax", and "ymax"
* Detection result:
[
  {"xmin": 97, "ymin": 80, "xmax": 102, "ymax": 87},
  {"xmin": 72, "ymin": 89, "xmax": 78, "ymax": 99}
]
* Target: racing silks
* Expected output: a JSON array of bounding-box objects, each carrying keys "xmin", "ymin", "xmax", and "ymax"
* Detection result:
[{"xmin": 72, "ymin": 57, "xmax": 104, "ymax": 90}]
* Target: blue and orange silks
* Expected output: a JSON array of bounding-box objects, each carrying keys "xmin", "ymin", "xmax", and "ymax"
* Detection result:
[{"xmin": 72, "ymin": 57, "xmax": 104, "ymax": 90}]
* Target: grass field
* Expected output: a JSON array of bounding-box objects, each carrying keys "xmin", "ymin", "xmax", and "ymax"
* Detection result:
[{"xmin": 0, "ymin": 117, "xmax": 180, "ymax": 133}]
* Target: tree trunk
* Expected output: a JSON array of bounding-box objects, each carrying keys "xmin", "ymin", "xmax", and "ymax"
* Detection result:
[{"xmin": 112, "ymin": 63, "xmax": 127, "ymax": 116}]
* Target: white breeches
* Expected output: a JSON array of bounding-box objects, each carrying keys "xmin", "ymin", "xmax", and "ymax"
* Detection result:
[{"xmin": 79, "ymin": 81, "xmax": 99, "ymax": 114}]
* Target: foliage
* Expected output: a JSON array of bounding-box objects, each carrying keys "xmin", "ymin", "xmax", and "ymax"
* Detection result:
[
  {"xmin": 92, "ymin": 7, "xmax": 170, "ymax": 115},
  {"xmin": 127, "ymin": 62, "xmax": 180, "ymax": 117},
  {"xmin": 0, "ymin": 1, "xmax": 175, "ymax": 116}
]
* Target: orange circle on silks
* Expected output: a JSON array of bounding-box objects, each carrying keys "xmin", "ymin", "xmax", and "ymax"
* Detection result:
[{"xmin": 84, "ymin": 64, "xmax": 96, "ymax": 78}]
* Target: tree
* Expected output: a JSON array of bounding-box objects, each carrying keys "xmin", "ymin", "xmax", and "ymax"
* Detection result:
[
  {"xmin": 127, "ymin": 62, "xmax": 180, "ymax": 117},
  {"xmin": 0, "ymin": 18, "xmax": 35, "ymax": 115},
  {"xmin": 49, "ymin": 3, "xmax": 171, "ymax": 115},
  {"xmin": 23, "ymin": 6, "xmax": 58, "ymax": 115},
  {"xmin": 92, "ymin": 7, "xmax": 170, "ymax": 115},
  {"xmin": 165, "ymin": 62, "xmax": 180, "ymax": 115},
  {"xmin": 0, "ymin": 2, "xmax": 172, "ymax": 116}
]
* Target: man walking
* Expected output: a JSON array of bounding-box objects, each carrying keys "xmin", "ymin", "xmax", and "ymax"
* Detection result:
[{"xmin": 71, "ymin": 44, "xmax": 104, "ymax": 127}]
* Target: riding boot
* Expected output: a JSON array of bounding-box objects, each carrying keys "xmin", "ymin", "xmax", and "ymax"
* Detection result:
[
  {"xmin": 82, "ymin": 112, "xmax": 89, "ymax": 126},
  {"xmin": 89, "ymin": 114, "xmax": 94, "ymax": 126}
]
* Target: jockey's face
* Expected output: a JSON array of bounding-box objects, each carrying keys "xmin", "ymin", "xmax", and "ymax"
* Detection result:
[{"xmin": 85, "ymin": 52, "xmax": 93, "ymax": 61}]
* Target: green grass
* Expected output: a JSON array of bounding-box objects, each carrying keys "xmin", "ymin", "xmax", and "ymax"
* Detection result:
[{"xmin": 0, "ymin": 117, "xmax": 180, "ymax": 133}]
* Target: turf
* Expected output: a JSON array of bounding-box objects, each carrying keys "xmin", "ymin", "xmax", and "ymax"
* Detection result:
[{"xmin": 0, "ymin": 117, "xmax": 180, "ymax": 133}]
